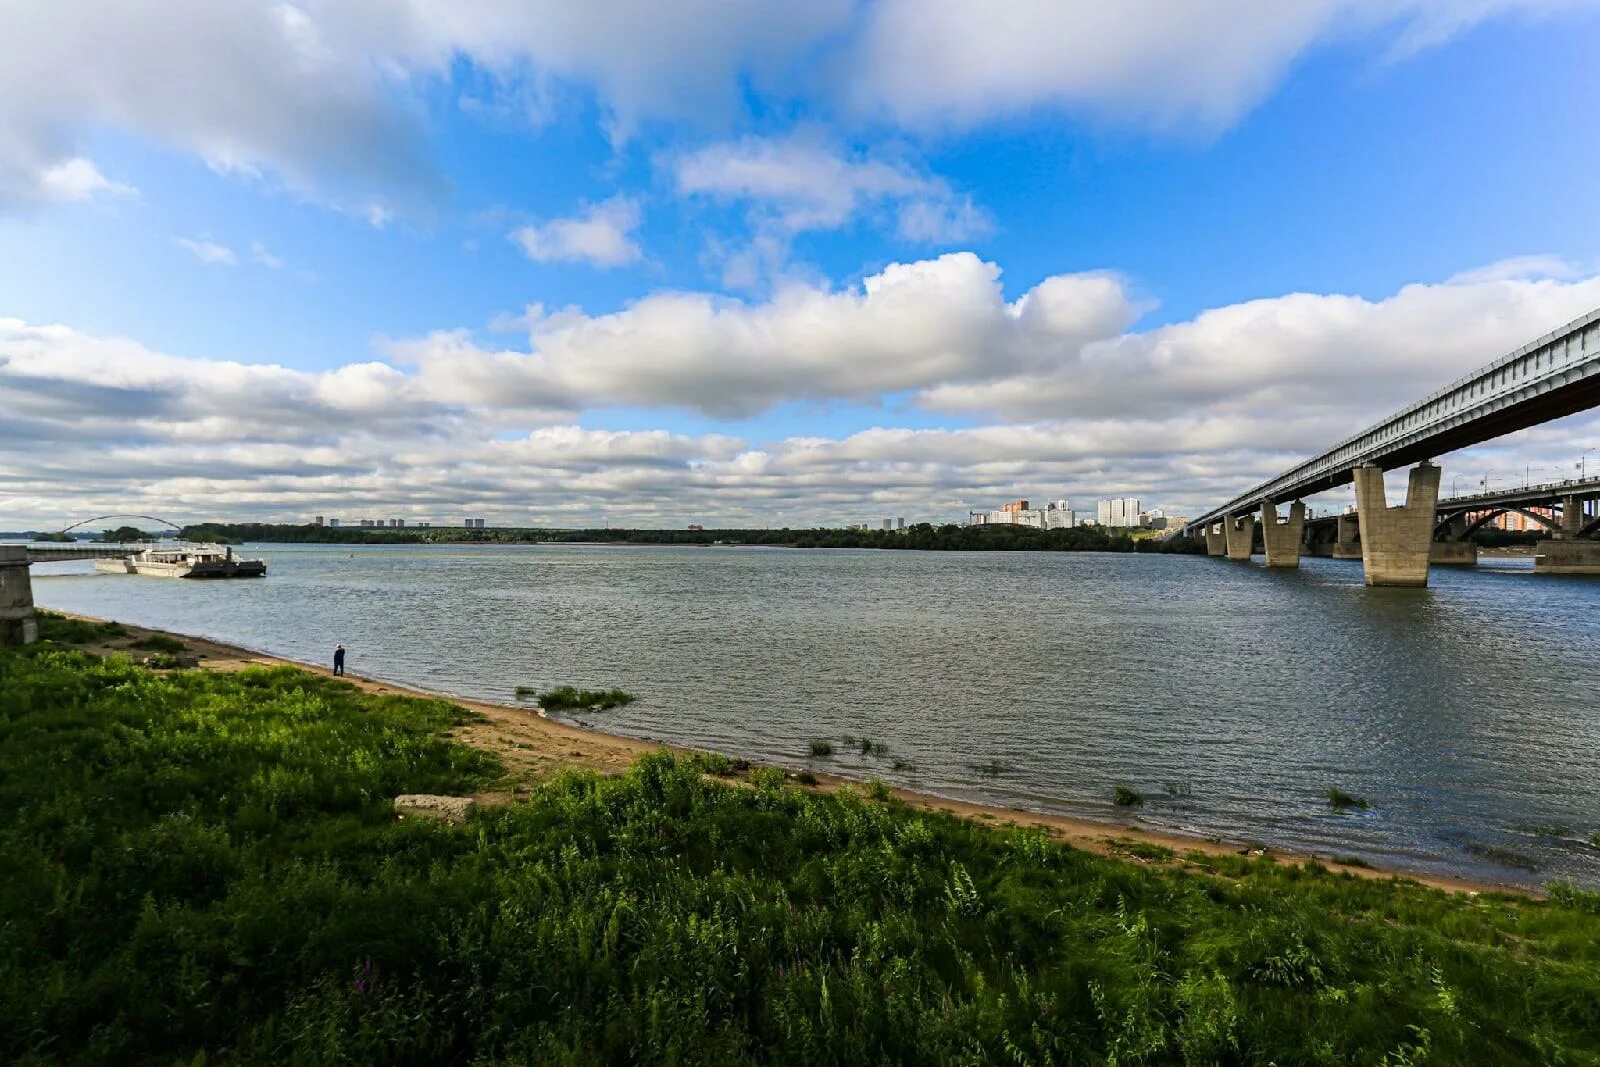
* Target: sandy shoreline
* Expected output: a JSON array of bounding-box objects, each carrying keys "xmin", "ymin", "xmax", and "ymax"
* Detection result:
[{"xmin": 45, "ymin": 609, "xmax": 1530, "ymax": 897}]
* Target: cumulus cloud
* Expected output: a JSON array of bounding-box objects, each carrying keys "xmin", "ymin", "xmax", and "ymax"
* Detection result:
[
  {"xmin": 7, "ymin": 256, "xmax": 1598, "ymax": 527},
  {"xmin": 511, "ymin": 196, "xmax": 643, "ymax": 268},
  {"xmin": 674, "ymin": 134, "xmax": 991, "ymax": 242},
  {"xmin": 5, "ymin": 2, "xmax": 1586, "ymax": 212}
]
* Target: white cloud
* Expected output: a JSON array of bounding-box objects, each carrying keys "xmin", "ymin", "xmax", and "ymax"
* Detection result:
[
  {"xmin": 6, "ymin": 2, "xmax": 1586, "ymax": 212},
  {"xmin": 4, "ymin": 258, "xmax": 1600, "ymax": 526},
  {"xmin": 511, "ymin": 196, "xmax": 643, "ymax": 268},
  {"xmin": 674, "ymin": 134, "xmax": 991, "ymax": 243},
  {"xmin": 845, "ymin": 0, "xmax": 1596, "ymax": 130},
  {"xmin": 35, "ymin": 157, "xmax": 136, "ymax": 203},
  {"xmin": 176, "ymin": 237, "xmax": 238, "ymax": 266}
]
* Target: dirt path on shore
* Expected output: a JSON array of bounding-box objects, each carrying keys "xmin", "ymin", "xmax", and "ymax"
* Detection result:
[{"xmin": 58, "ymin": 612, "xmax": 1528, "ymax": 897}]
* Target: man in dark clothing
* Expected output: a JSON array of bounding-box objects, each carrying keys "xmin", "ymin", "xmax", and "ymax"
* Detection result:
[{"xmin": 333, "ymin": 644, "xmax": 346, "ymax": 676}]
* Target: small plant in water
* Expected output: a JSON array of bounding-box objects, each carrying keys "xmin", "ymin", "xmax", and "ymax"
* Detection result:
[
  {"xmin": 859, "ymin": 738, "xmax": 888, "ymax": 757},
  {"xmin": 808, "ymin": 739, "xmax": 834, "ymax": 757},
  {"xmin": 794, "ymin": 770, "xmax": 819, "ymax": 786},
  {"xmin": 537, "ymin": 686, "xmax": 635, "ymax": 711},
  {"xmin": 1327, "ymin": 788, "xmax": 1370, "ymax": 811},
  {"xmin": 1113, "ymin": 785, "xmax": 1143, "ymax": 807},
  {"xmin": 513, "ymin": 685, "xmax": 538, "ymax": 699},
  {"xmin": 972, "ymin": 760, "xmax": 1009, "ymax": 778},
  {"xmin": 891, "ymin": 758, "xmax": 917, "ymax": 773}
]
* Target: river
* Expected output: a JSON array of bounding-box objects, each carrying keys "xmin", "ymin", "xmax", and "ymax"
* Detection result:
[{"xmin": 27, "ymin": 543, "xmax": 1600, "ymax": 888}]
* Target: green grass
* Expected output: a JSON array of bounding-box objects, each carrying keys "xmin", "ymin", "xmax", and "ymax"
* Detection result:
[
  {"xmin": 533, "ymin": 685, "xmax": 635, "ymax": 711},
  {"xmin": 1328, "ymin": 787, "xmax": 1371, "ymax": 810},
  {"xmin": 127, "ymin": 633, "xmax": 188, "ymax": 653},
  {"xmin": 34, "ymin": 610, "xmax": 127, "ymax": 643},
  {"xmin": 1114, "ymin": 784, "xmax": 1144, "ymax": 807},
  {"xmin": 4, "ymin": 643, "xmax": 1600, "ymax": 1063},
  {"xmin": 808, "ymin": 738, "xmax": 834, "ymax": 757}
]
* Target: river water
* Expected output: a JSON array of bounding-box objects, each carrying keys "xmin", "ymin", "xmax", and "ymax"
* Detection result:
[{"xmin": 27, "ymin": 543, "xmax": 1600, "ymax": 888}]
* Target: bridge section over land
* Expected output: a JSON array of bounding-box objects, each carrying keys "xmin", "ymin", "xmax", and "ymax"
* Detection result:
[
  {"xmin": 1186, "ymin": 306, "xmax": 1600, "ymax": 585},
  {"xmin": 0, "ymin": 543, "xmax": 142, "ymax": 644}
]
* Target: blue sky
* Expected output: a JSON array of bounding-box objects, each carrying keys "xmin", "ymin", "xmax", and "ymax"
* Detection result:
[{"xmin": 3, "ymin": 2, "xmax": 1600, "ymax": 527}]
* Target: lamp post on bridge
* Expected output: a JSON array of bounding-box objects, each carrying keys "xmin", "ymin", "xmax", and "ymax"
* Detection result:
[
  {"xmin": 1581, "ymin": 447, "xmax": 1598, "ymax": 481},
  {"xmin": 1481, "ymin": 470, "xmax": 1497, "ymax": 494},
  {"xmin": 1526, "ymin": 464, "xmax": 1546, "ymax": 488}
]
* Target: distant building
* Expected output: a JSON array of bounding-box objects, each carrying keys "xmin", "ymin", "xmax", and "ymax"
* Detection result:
[
  {"xmin": 970, "ymin": 497, "xmax": 1074, "ymax": 529},
  {"xmin": 328, "ymin": 518, "xmax": 340, "ymax": 528},
  {"xmin": 687, "ymin": 524, "xmax": 704, "ymax": 531},
  {"xmin": 463, "ymin": 518, "xmax": 486, "ymax": 529},
  {"xmin": 1096, "ymin": 497, "xmax": 1142, "ymax": 528},
  {"xmin": 312, "ymin": 516, "xmax": 324, "ymax": 526},
  {"xmin": 896, "ymin": 517, "xmax": 906, "ymax": 529}
]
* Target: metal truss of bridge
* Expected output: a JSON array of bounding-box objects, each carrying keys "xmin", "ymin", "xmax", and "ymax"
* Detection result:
[{"xmin": 1184, "ymin": 306, "xmax": 1600, "ymax": 585}]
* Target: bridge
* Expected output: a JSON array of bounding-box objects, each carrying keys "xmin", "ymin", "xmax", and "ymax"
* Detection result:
[
  {"xmin": 1185, "ymin": 306, "xmax": 1600, "ymax": 585},
  {"xmin": 1, "ymin": 514, "xmax": 186, "ymax": 644}
]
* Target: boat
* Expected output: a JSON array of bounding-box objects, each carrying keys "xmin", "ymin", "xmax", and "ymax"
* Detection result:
[{"xmin": 94, "ymin": 542, "xmax": 267, "ymax": 579}]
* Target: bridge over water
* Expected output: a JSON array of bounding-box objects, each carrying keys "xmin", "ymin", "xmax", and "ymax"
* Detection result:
[{"xmin": 1185, "ymin": 306, "xmax": 1600, "ymax": 585}]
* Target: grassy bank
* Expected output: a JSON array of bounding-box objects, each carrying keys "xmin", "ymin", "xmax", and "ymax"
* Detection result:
[{"xmin": 3, "ymin": 625, "xmax": 1598, "ymax": 1062}]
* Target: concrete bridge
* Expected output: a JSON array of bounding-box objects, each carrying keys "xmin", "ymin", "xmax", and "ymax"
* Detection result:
[
  {"xmin": 0, "ymin": 544, "xmax": 143, "ymax": 644},
  {"xmin": 1185, "ymin": 306, "xmax": 1600, "ymax": 585}
]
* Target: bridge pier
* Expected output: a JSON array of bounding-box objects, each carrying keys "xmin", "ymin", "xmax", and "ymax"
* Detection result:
[
  {"xmin": 0, "ymin": 545, "xmax": 38, "ymax": 646},
  {"xmin": 1561, "ymin": 495, "xmax": 1584, "ymax": 539},
  {"xmin": 1332, "ymin": 515, "xmax": 1362, "ymax": 559},
  {"xmin": 1224, "ymin": 514, "xmax": 1256, "ymax": 560},
  {"xmin": 1535, "ymin": 539, "xmax": 1600, "ymax": 574},
  {"xmin": 1354, "ymin": 463, "xmax": 1441, "ymax": 587},
  {"xmin": 1204, "ymin": 522, "xmax": 1227, "ymax": 556},
  {"xmin": 1260, "ymin": 500, "xmax": 1305, "ymax": 568},
  {"xmin": 1429, "ymin": 515, "xmax": 1477, "ymax": 565}
]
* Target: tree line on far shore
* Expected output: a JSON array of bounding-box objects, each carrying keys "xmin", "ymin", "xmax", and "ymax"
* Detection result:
[{"xmin": 179, "ymin": 520, "xmax": 1208, "ymax": 554}]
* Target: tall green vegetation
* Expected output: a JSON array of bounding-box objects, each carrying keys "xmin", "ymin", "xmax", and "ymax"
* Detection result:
[{"xmin": 3, "ymin": 637, "xmax": 1599, "ymax": 1063}]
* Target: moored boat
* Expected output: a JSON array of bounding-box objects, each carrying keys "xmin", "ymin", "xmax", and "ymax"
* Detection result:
[{"xmin": 94, "ymin": 543, "xmax": 267, "ymax": 579}]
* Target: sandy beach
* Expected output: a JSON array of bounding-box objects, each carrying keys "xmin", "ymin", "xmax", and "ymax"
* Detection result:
[{"xmin": 50, "ymin": 610, "xmax": 1528, "ymax": 897}]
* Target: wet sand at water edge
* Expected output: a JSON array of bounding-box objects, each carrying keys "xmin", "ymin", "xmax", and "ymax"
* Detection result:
[{"xmin": 48, "ymin": 611, "xmax": 1531, "ymax": 898}]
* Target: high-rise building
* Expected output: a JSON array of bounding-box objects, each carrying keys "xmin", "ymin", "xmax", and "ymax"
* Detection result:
[
  {"xmin": 313, "ymin": 516, "xmax": 324, "ymax": 526},
  {"xmin": 896, "ymin": 517, "xmax": 905, "ymax": 529},
  {"xmin": 328, "ymin": 518, "xmax": 340, "ymax": 528},
  {"xmin": 1096, "ymin": 497, "xmax": 1142, "ymax": 528}
]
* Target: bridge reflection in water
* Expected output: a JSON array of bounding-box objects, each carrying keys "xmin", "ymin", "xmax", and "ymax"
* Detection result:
[{"xmin": 1186, "ymin": 306, "xmax": 1600, "ymax": 585}]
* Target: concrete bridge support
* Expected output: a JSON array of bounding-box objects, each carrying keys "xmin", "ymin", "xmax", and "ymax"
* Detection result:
[
  {"xmin": 1535, "ymin": 539, "xmax": 1600, "ymax": 574},
  {"xmin": 1333, "ymin": 515, "xmax": 1363, "ymax": 559},
  {"xmin": 1562, "ymin": 496, "xmax": 1583, "ymax": 539},
  {"xmin": 1260, "ymin": 500, "xmax": 1305, "ymax": 568},
  {"xmin": 1224, "ymin": 514, "xmax": 1256, "ymax": 561},
  {"xmin": 1430, "ymin": 515, "xmax": 1477, "ymax": 566},
  {"xmin": 1204, "ymin": 523, "xmax": 1227, "ymax": 556},
  {"xmin": 1353, "ymin": 463, "xmax": 1441, "ymax": 587},
  {"xmin": 0, "ymin": 545, "xmax": 38, "ymax": 646}
]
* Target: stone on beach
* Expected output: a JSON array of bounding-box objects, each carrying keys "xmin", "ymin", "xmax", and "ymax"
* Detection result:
[{"xmin": 394, "ymin": 794, "xmax": 477, "ymax": 823}]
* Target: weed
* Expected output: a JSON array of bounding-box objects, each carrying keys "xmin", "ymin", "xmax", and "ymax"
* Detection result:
[
  {"xmin": 1465, "ymin": 842, "xmax": 1539, "ymax": 871},
  {"xmin": 1328, "ymin": 788, "xmax": 1370, "ymax": 811},
  {"xmin": 127, "ymin": 634, "xmax": 187, "ymax": 653},
  {"xmin": 808, "ymin": 739, "xmax": 834, "ymax": 757},
  {"xmin": 858, "ymin": 738, "xmax": 888, "ymax": 757},
  {"xmin": 793, "ymin": 770, "xmax": 819, "ymax": 786},
  {"xmin": 33, "ymin": 611, "xmax": 127, "ymax": 644},
  {"xmin": 1334, "ymin": 855, "xmax": 1374, "ymax": 869},
  {"xmin": 1109, "ymin": 838, "xmax": 1173, "ymax": 862},
  {"xmin": 692, "ymin": 752, "xmax": 736, "ymax": 777},
  {"xmin": 971, "ymin": 760, "xmax": 1010, "ymax": 778},
  {"xmin": 1114, "ymin": 785, "xmax": 1144, "ymax": 807},
  {"xmin": 513, "ymin": 685, "xmax": 538, "ymax": 699},
  {"xmin": 865, "ymin": 778, "xmax": 893, "ymax": 802},
  {"xmin": 891, "ymin": 758, "xmax": 917, "ymax": 772},
  {"xmin": 536, "ymin": 686, "xmax": 635, "ymax": 711}
]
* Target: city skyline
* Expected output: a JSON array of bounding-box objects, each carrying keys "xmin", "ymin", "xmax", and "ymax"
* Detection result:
[{"xmin": 4, "ymin": 4, "xmax": 1600, "ymax": 528}]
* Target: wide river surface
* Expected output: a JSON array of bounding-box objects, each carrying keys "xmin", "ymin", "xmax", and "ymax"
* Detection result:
[{"xmin": 29, "ymin": 543, "xmax": 1600, "ymax": 888}]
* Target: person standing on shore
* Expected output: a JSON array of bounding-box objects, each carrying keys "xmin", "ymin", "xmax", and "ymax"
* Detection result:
[{"xmin": 333, "ymin": 644, "xmax": 346, "ymax": 676}]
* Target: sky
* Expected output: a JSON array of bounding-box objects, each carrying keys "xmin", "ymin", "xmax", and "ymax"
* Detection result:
[{"xmin": 3, "ymin": 0, "xmax": 1600, "ymax": 530}]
